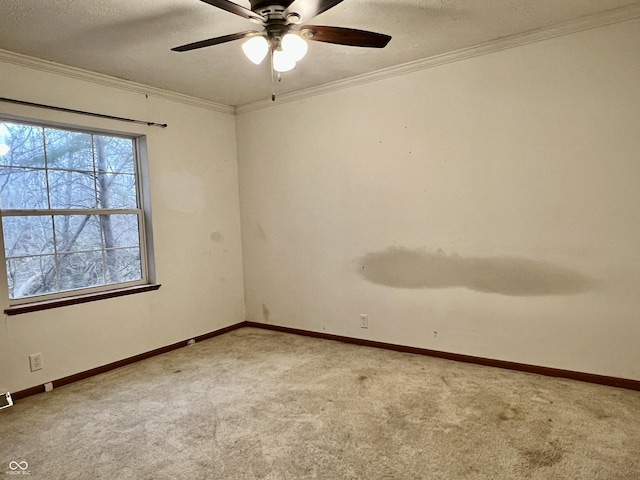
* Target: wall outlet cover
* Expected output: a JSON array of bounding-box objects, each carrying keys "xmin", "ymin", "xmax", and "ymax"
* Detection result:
[
  {"xmin": 0, "ymin": 392, "xmax": 13, "ymax": 410},
  {"xmin": 29, "ymin": 353, "xmax": 43, "ymax": 372}
]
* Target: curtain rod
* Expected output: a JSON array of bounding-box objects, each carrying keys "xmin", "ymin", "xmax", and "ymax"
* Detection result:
[{"xmin": 0, "ymin": 97, "xmax": 168, "ymax": 128}]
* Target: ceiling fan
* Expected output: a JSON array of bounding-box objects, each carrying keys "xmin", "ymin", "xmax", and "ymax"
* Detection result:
[{"xmin": 172, "ymin": 0, "xmax": 391, "ymax": 98}]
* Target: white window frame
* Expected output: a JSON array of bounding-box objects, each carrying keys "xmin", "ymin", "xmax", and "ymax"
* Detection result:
[{"xmin": 0, "ymin": 114, "xmax": 156, "ymax": 309}]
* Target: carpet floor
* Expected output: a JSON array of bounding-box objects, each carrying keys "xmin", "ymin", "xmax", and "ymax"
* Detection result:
[{"xmin": 1, "ymin": 327, "xmax": 639, "ymax": 479}]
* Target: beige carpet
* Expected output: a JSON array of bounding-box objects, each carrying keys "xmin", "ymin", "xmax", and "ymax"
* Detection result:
[{"xmin": 1, "ymin": 327, "xmax": 639, "ymax": 479}]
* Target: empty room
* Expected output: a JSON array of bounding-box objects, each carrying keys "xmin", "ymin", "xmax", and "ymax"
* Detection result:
[{"xmin": 1, "ymin": 1, "xmax": 639, "ymax": 478}]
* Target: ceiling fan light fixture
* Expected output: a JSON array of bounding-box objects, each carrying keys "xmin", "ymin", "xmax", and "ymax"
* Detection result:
[
  {"xmin": 286, "ymin": 12, "xmax": 301, "ymax": 24},
  {"xmin": 281, "ymin": 33, "xmax": 308, "ymax": 62},
  {"xmin": 273, "ymin": 49, "xmax": 296, "ymax": 72},
  {"xmin": 242, "ymin": 35, "xmax": 269, "ymax": 65}
]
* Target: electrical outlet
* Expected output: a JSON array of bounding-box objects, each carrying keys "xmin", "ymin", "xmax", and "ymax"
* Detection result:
[
  {"xmin": 360, "ymin": 314, "xmax": 369, "ymax": 329},
  {"xmin": 29, "ymin": 353, "xmax": 43, "ymax": 372}
]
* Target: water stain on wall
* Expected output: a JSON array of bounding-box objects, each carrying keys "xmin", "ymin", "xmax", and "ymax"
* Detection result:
[{"xmin": 359, "ymin": 247, "xmax": 595, "ymax": 296}]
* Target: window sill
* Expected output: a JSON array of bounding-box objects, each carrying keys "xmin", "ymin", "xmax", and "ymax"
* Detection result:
[{"xmin": 4, "ymin": 284, "xmax": 161, "ymax": 316}]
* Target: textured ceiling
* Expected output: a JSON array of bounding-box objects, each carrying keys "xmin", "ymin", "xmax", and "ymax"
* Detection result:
[{"xmin": 1, "ymin": 0, "xmax": 639, "ymax": 107}]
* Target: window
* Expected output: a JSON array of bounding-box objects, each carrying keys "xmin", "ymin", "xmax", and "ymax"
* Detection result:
[{"xmin": 0, "ymin": 118, "xmax": 154, "ymax": 305}]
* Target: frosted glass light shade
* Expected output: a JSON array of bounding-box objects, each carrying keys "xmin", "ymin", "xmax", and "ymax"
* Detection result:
[
  {"xmin": 273, "ymin": 49, "xmax": 296, "ymax": 72},
  {"xmin": 242, "ymin": 36, "xmax": 269, "ymax": 65},
  {"xmin": 282, "ymin": 33, "xmax": 308, "ymax": 62}
]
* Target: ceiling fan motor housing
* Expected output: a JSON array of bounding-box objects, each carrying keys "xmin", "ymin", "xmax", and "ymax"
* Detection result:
[
  {"xmin": 250, "ymin": 0, "xmax": 294, "ymax": 15},
  {"xmin": 249, "ymin": 1, "xmax": 295, "ymax": 45}
]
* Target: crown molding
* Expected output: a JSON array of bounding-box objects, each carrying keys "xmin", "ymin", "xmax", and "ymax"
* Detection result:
[
  {"xmin": 0, "ymin": 49, "xmax": 235, "ymax": 115},
  {"xmin": 235, "ymin": 4, "xmax": 640, "ymax": 115}
]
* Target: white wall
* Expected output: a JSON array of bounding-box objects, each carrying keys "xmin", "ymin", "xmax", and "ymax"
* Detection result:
[
  {"xmin": 0, "ymin": 59, "xmax": 245, "ymax": 393},
  {"xmin": 237, "ymin": 19, "xmax": 640, "ymax": 380}
]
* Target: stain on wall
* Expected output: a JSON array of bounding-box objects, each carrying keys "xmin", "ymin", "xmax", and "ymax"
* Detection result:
[
  {"xmin": 359, "ymin": 247, "xmax": 595, "ymax": 296},
  {"xmin": 262, "ymin": 303, "xmax": 271, "ymax": 323},
  {"xmin": 257, "ymin": 223, "xmax": 267, "ymax": 242},
  {"xmin": 210, "ymin": 231, "xmax": 224, "ymax": 242}
]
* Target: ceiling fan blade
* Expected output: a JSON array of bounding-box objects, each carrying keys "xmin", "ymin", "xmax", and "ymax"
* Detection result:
[
  {"xmin": 198, "ymin": 0, "xmax": 266, "ymax": 23},
  {"xmin": 300, "ymin": 26, "xmax": 391, "ymax": 48},
  {"xmin": 172, "ymin": 31, "xmax": 258, "ymax": 52},
  {"xmin": 283, "ymin": 0, "xmax": 345, "ymax": 24}
]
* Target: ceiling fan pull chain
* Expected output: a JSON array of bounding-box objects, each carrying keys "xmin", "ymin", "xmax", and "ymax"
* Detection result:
[{"xmin": 271, "ymin": 47, "xmax": 277, "ymax": 101}]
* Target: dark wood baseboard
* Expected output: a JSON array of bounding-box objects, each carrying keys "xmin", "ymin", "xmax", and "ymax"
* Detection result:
[
  {"xmin": 11, "ymin": 385, "xmax": 46, "ymax": 400},
  {"xmin": 11, "ymin": 320, "xmax": 639, "ymax": 401},
  {"xmin": 245, "ymin": 321, "xmax": 640, "ymax": 392},
  {"xmin": 11, "ymin": 321, "xmax": 248, "ymax": 401}
]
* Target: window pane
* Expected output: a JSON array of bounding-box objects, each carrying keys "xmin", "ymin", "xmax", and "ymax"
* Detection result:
[
  {"xmin": 7, "ymin": 255, "xmax": 58, "ymax": 299},
  {"xmin": 59, "ymin": 251, "xmax": 105, "ymax": 291},
  {"xmin": 48, "ymin": 170, "xmax": 97, "ymax": 209},
  {"xmin": 101, "ymin": 214, "xmax": 140, "ymax": 248},
  {"xmin": 97, "ymin": 173, "xmax": 137, "ymax": 208},
  {"xmin": 0, "ymin": 167, "xmax": 49, "ymax": 209},
  {"xmin": 44, "ymin": 128, "xmax": 94, "ymax": 172},
  {"xmin": 94, "ymin": 135, "xmax": 135, "ymax": 173},
  {"xmin": 54, "ymin": 215, "xmax": 101, "ymax": 253},
  {"xmin": 3, "ymin": 216, "xmax": 54, "ymax": 257},
  {"xmin": 105, "ymin": 247, "xmax": 141, "ymax": 284},
  {"xmin": 0, "ymin": 123, "xmax": 45, "ymax": 168}
]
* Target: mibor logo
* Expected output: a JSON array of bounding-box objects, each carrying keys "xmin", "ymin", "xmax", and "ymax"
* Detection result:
[{"xmin": 6, "ymin": 461, "xmax": 31, "ymax": 476}]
